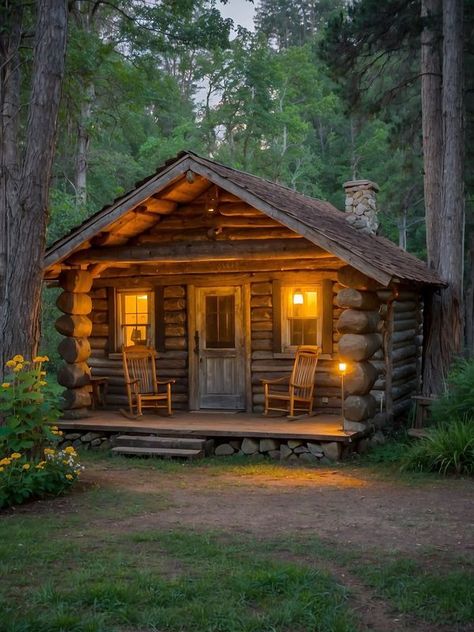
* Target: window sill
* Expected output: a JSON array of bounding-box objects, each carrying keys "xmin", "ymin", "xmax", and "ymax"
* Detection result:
[{"xmin": 273, "ymin": 352, "xmax": 333, "ymax": 361}]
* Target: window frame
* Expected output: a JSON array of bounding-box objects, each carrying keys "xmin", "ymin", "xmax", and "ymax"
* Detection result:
[
  {"xmin": 116, "ymin": 289, "xmax": 155, "ymax": 349},
  {"xmin": 280, "ymin": 284, "xmax": 322, "ymax": 352}
]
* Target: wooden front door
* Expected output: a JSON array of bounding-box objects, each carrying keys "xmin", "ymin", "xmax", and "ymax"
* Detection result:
[{"xmin": 195, "ymin": 286, "xmax": 245, "ymax": 409}]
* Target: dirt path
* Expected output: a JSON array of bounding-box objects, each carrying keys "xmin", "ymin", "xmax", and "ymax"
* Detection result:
[{"xmin": 80, "ymin": 464, "xmax": 474, "ymax": 558}]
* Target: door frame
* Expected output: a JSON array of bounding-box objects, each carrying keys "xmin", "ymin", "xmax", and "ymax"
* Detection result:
[{"xmin": 188, "ymin": 281, "xmax": 252, "ymax": 412}]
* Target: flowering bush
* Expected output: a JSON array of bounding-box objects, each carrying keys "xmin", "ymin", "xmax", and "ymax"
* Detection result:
[
  {"xmin": 0, "ymin": 355, "xmax": 61, "ymax": 457},
  {"xmin": 0, "ymin": 355, "xmax": 83, "ymax": 508},
  {"xmin": 0, "ymin": 446, "xmax": 83, "ymax": 509}
]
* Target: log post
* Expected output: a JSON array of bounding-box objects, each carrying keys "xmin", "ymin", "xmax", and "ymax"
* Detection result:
[
  {"xmin": 336, "ymin": 270, "xmax": 381, "ymax": 431},
  {"xmin": 55, "ymin": 270, "xmax": 93, "ymax": 418}
]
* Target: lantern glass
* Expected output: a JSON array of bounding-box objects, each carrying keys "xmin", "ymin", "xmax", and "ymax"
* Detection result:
[
  {"xmin": 338, "ymin": 362, "xmax": 347, "ymax": 373},
  {"xmin": 293, "ymin": 290, "xmax": 304, "ymax": 305}
]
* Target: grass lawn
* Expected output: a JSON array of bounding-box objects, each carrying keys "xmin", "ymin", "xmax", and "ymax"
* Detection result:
[{"xmin": 0, "ymin": 452, "xmax": 472, "ymax": 632}]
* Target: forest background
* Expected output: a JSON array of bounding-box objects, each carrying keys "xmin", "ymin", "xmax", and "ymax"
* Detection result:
[{"xmin": 42, "ymin": 0, "xmax": 473, "ymax": 365}]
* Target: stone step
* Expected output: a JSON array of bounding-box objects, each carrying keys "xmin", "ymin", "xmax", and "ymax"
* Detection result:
[
  {"xmin": 115, "ymin": 434, "xmax": 206, "ymax": 450},
  {"xmin": 111, "ymin": 446, "xmax": 204, "ymax": 459}
]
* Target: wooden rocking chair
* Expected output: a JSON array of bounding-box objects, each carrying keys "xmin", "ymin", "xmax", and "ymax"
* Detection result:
[
  {"xmin": 122, "ymin": 346, "xmax": 175, "ymax": 417},
  {"xmin": 261, "ymin": 345, "xmax": 321, "ymax": 418}
]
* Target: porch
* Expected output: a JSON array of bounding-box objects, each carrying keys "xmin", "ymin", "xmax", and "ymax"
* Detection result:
[{"xmin": 58, "ymin": 410, "xmax": 361, "ymax": 444}]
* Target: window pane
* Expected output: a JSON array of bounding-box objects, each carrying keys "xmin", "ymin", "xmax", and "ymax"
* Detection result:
[
  {"xmin": 290, "ymin": 318, "xmax": 318, "ymax": 346},
  {"xmin": 206, "ymin": 294, "xmax": 235, "ymax": 348},
  {"xmin": 288, "ymin": 289, "xmax": 318, "ymax": 318},
  {"xmin": 124, "ymin": 325, "xmax": 148, "ymax": 347},
  {"xmin": 120, "ymin": 292, "xmax": 152, "ymax": 347}
]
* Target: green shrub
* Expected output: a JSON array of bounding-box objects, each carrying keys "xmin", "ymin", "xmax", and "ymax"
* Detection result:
[
  {"xmin": 0, "ymin": 446, "xmax": 82, "ymax": 509},
  {"xmin": 0, "ymin": 355, "xmax": 83, "ymax": 508},
  {"xmin": 402, "ymin": 418, "xmax": 474, "ymax": 476},
  {"xmin": 431, "ymin": 359, "xmax": 474, "ymax": 424},
  {"xmin": 0, "ymin": 354, "xmax": 61, "ymax": 457}
]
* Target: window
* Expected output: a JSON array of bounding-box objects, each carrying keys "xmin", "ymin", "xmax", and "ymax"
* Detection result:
[
  {"xmin": 281, "ymin": 286, "xmax": 321, "ymax": 350},
  {"xmin": 117, "ymin": 291, "xmax": 154, "ymax": 348}
]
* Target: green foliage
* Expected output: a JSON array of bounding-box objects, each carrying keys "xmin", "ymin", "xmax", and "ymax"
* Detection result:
[
  {"xmin": 402, "ymin": 418, "xmax": 474, "ymax": 476},
  {"xmin": 431, "ymin": 359, "xmax": 474, "ymax": 424},
  {"xmin": 0, "ymin": 356, "xmax": 61, "ymax": 457},
  {"xmin": 0, "ymin": 446, "xmax": 82, "ymax": 509}
]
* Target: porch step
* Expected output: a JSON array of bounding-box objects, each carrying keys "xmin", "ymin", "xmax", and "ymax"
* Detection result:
[
  {"xmin": 112, "ymin": 434, "xmax": 213, "ymax": 459},
  {"xmin": 111, "ymin": 445, "xmax": 204, "ymax": 460},
  {"xmin": 115, "ymin": 434, "xmax": 207, "ymax": 451}
]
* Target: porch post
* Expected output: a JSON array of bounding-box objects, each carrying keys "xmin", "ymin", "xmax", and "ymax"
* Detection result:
[{"xmin": 55, "ymin": 269, "xmax": 93, "ymax": 418}]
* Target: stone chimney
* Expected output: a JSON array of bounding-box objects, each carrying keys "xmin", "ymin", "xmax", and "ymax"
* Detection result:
[{"xmin": 343, "ymin": 180, "xmax": 379, "ymax": 235}]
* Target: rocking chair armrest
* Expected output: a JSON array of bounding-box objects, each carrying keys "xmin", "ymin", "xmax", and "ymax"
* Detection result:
[
  {"xmin": 157, "ymin": 379, "xmax": 176, "ymax": 385},
  {"xmin": 261, "ymin": 375, "xmax": 290, "ymax": 385},
  {"xmin": 125, "ymin": 378, "xmax": 140, "ymax": 385}
]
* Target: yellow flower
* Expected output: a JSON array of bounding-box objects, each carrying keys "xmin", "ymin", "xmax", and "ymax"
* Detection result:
[
  {"xmin": 51, "ymin": 425, "xmax": 58, "ymax": 431},
  {"xmin": 64, "ymin": 447, "xmax": 76, "ymax": 455},
  {"xmin": 1, "ymin": 383, "xmax": 10, "ymax": 388},
  {"xmin": 5, "ymin": 360, "xmax": 16, "ymax": 368},
  {"xmin": 35, "ymin": 461, "xmax": 46, "ymax": 469},
  {"xmin": 0, "ymin": 467, "xmax": 4, "ymax": 473},
  {"xmin": 44, "ymin": 448, "xmax": 55, "ymax": 456},
  {"xmin": 0, "ymin": 458, "xmax": 11, "ymax": 466},
  {"xmin": 22, "ymin": 463, "xmax": 30, "ymax": 471},
  {"xmin": 39, "ymin": 381, "xmax": 47, "ymax": 386},
  {"xmin": 33, "ymin": 356, "xmax": 42, "ymax": 363},
  {"xmin": 12, "ymin": 355, "xmax": 24, "ymax": 363},
  {"xmin": 13, "ymin": 364, "xmax": 24, "ymax": 373},
  {"xmin": 66, "ymin": 474, "xmax": 73, "ymax": 480},
  {"xmin": 62, "ymin": 459, "xmax": 69, "ymax": 465},
  {"xmin": 10, "ymin": 453, "xmax": 21, "ymax": 459}
]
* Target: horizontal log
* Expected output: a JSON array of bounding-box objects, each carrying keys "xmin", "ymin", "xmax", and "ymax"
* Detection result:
[
  {"xmin": 336, "ymin": 289, "xmax": 380, "ymax": 310},
  {"xmin": 393, "ymin": 318, "xmax": 418, "ymax": 332},
  {"xmin": 251, "ymin": 331, "xmax": 272, "ymax": 340},
  {"xmin": 165, "ymin": 325, "xmax": 185, "ymax": 337},
  {"xmin": 56, "ymin": 315, "xmax": 92, "ymax": 338},
  {"xmin": 392, "ymin": 345, "xmax": 418, "ymax": 362},
  {"xmin": 165, "ymin": 337, "xmax": 187, "ymax": 350},
  {"xmin": 337, "ymin": 310, "xmax": 380, "ymax": 334},
  {"xmin": 56, "ymin": 292, "xmax": 92, "ymax": 315},
  {"xmin": 393, "ymin": 399, "xmax": 413, "ymax": 417},
  {"xmin": 91, "ymin": 323, "xmax": 109, "ymax": 337},
  {"xmin": 251, "ymin": 307, "xmax": 272, "ymax": 321},
  {"xmin": 138, "ymin": 228, "xmax": 301, "ymax": 243},
  {"xmin": 377, "ymin": 290, "xmax": 419, "ymax": 301},
  {"xmin": 164, "ymin": 298, "xmax": 185, "ymax": 311},
  {"xmin": 59, "ymin": 270, "xmax": 93, "ymax": 293},
  {"xmin": 57, "ymin": 362, "xmax": 91, "ymax": 389},
  {"xmin": 251, "ymin": 282, "xmax": 272, "ymax": 295},
  {"xmin": 251, "ymin": 295, "xmax": 272, "ymax": 308},
  {"xmin": 251, "ymin": 340, "xmax": 273, "ymax": 351},
  {"xmin": 62, "ymin": 386, "xmax": 92, "ymax": 410},
  {"xmin": 148, "ymin": 215, "xmax": 281, "ymax": 231},
  {"xmin": 393, "ymin": 300, "xmax": 418, "ymax": 313},
  {"xmin": 164, "ymin": 311, "xmax": 186, "ymax": 324},
  {"xmin": 92, "ymin": 299, "xmax": 108, "ymax": 311},
  {"xmin": 392, "ymin": 329, "xmax": 416, "ymax": 343},
  {"xmin": 91, "ymin": 311, "xmax": 108, "ymax": 324},
  {"xmin": 345, "ymin": 361, "xmax": 378, "ymax": 396},
  {"xmin": 252, "ymin": 321, "xmax": 273, "ymax": 332},
  {"xmin": 58, "ymin": 337, "xmax": 91, "ymax": 364},
  {"xmin": 344, "ymin": 394, "xmax": 377, "ymax": 422},
  {"xmin": 68, "ymin": 239, "xmax": 331, "ymax": 265},
  {"xmin": 89, "ymin": 336, "xmax": 108, "ymax": 350},
  {"xmin": 394, "ymin": 310, "xmax": 419, "ymax": 322},
  {"xmin": 163, "ymin": 286, "xmax": 185, "ymax": 298},
  {"xmin": 90, "ymin": 288, "xmax": 107, "ymax": 299},
  {"xmin": 392, "ymin": 379, "xmax": 418, "ymax": 401},
  {"xmin": 338, "ymin": 333, "xmax": 382, "ymax": 361}
]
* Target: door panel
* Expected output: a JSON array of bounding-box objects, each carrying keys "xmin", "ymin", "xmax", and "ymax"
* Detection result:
[{"xmin": 196, "ymin": 287, "xmax": 245, "ymax": 409}]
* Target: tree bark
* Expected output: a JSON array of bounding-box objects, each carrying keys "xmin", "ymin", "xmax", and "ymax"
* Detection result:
[
  {"xmin": 0, "ymin": 0, "xmax": 68, "ymax": 378},
  {"xmin": 423, "ymin": 0, "xmax": 465, "ymax": 394},
  {"xmin": 421, "ymin": 0, "xmax": 443, "ymax": 269}
]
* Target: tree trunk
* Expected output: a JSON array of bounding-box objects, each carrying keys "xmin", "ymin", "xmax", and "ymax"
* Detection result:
[
  {"xmin": 423, "ymin": 0, "xmax": 465, "ymax": 394},
  {"xmin": 75, "ymin": 83, "xmax": 94, "ymax": 207},
  {"xmin": 421, "ymin": 0, "xmax": 443, "ymax": 268},
  {"xmin": 0, "ymin": 0, "xmax": 68, "ymax": 378}
]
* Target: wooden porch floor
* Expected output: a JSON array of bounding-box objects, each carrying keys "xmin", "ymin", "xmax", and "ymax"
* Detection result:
[{"xmin": 58, "ymin": 410, "xmax": 361, "ymax": 443}]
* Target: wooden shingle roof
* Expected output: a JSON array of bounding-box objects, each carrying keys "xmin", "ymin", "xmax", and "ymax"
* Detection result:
[{"xmin": 45, "ymin": 150, "xmax": 444, "ymax": 287}]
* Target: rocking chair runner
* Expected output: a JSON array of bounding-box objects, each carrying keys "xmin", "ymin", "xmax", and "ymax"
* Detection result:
[
  {"xmin": 122, "ymin": 346, "xmax": 175, "ymax": 417},
  {"xmin": 261, "ymin": 345, "xmax": 321, "ymax": 417}
]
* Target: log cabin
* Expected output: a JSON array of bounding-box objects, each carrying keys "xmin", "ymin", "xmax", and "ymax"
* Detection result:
[{"xmin": 44, "ymin": 151, "xmax": 444, "ymax": 450}]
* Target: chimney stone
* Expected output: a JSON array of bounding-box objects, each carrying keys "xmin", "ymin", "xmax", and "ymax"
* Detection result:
[{"xmin": 343, "ymin": 179, "xmax": 379, "ymax": 235}]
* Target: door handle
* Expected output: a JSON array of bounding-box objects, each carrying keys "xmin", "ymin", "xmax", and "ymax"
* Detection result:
[{"xmin": 194, "ymin": 330, "xmax": 200, "ymax": 355}]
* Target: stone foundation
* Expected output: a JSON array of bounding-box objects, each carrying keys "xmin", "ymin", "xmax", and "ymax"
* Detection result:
[{"xmin": 58, "ymin": 430, "xmax": 371, "ymax": 461}]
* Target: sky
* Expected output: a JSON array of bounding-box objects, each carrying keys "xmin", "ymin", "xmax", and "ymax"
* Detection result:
[{"xmin": 219, "ymin": 0, "xmax": 256, "ymax": 32}]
